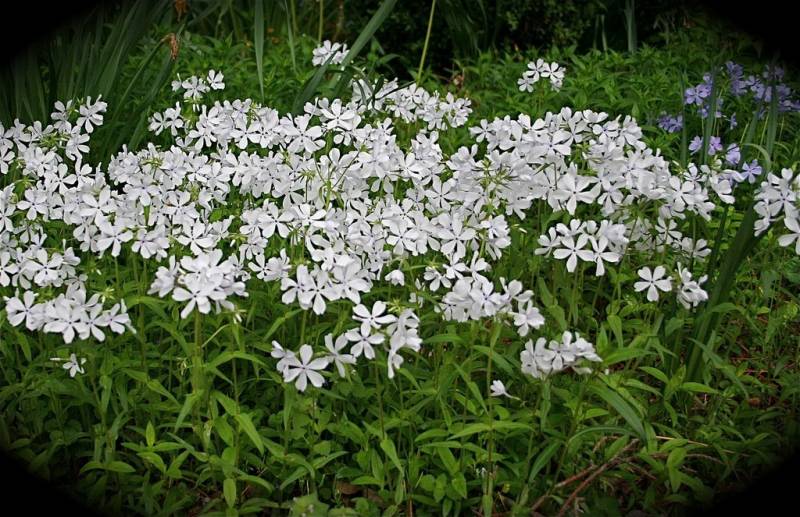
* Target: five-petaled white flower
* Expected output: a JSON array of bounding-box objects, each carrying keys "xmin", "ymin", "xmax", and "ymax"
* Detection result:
[
  {"xmin": 51, "ymin": 353, "xmax": 87, "ymax": 378},
  {"xmin": 634, "ymin": 266, "xmax": 673, "ymax": 302},
  {"xmin": 282, "ymin": 344, "xmax": 329, "ymax": 392}
]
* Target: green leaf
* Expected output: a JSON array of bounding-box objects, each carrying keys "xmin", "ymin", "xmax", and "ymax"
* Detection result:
[
  {"xmin": 145, "ymin": 421, "xmax": 155, "ymax": 448},
  {"xmin": 239, "ymin": 474, "xmax": 273, "ymax": 493},
  {"xmin": 607, "ymin": 314, "xmax": 623, "ymax": 346},
  {"xmin": 105, "ymin": 460, "xmax": 136, "ymax": 474},
  {"xmin": 527, "ymin": 441, "xmax": 561, "ymax": 483},
  {"xmin": 666, "ymin": 447, "xmax": 687, "ymax": 492},
  {"xmin": 588, "ymin": 383, "xmax": 646, "ymax": 439},
  {"xmin": 214, "ymin": 390, "xmax": 240, "ymax": 416},
  {"xmin": 436, "ymin": 446, "xmax": 459, "ymax": 475},
  {"xmin": 351, "ymin": 475, "xmax": 383, "ymax": 486},
  {"xmin": 546, "ymin": 304, "xmax": 568, "ymax": 331},
  {"xmin": 138, "ymin": 451, "xmax": 166, "ymax": 473},
  {"xmin": 174, "ymin": 392, "xmax": 201, "ymax": 432},
  {"xmin": 224, "ymin": 478, "xmax": 237, "ymax": 508},
  {"xmin": 449, "ymin": 423, "xmax": 491, "ymax": 440},
  {"xmin": 425, "ymin": 333, "xmax": 465, "ymax": 345},
  {"xmin": 664, "ymin": 317, "xmax": 684, "ymax": 336},
  {"xmin": 451, "ymin": 473, "xmax": 468, "ymax": 499},
  {"xmin": 380, "ymin": 437, "xmax": 404, "ymax": 475},
  {"xmin": 680, "ymin": 382, "xmax": 718, "ymax": 394},
  {"xmin": 603, "ymin": 347, "xmax": 652, "ymax": 366},
  {"xmin": 640, "ymin": 366, "xmax": 669, "ymax": 384},
  {"xmin": 209, "ymin": 351, "xmax": 266, "ymax": 369},
  {"xmin": 235, "ymin": 413, "xmax": 265, "ymax": 455}
]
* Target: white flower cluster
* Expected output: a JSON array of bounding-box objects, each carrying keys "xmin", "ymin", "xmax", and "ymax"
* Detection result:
[
  {"xmin": 149, "ymin": 250, "xmax": 248, "ymax": 319},
  {"xmin": 1, "ymin": 94, "xmax": 133, "ymax": 352},
  {"xmin": 535, "ymin": 219, "xmax": 627, "ymax": 275},
  {"xmin": 518, "ymin": 58, "xmax": 566, "ymax": 92},
  {"xmin": 520, "ymin": 331, "xmax": 601, "ymax": 379},
  {"xmin": 4, "ymin": 284, "xmax": 131, "ymax": 343},
  {"xmin": 351, "ymin": 79, "xmax": 472, "ymax": 130},
  {"xmin": 312, "ymin": 40, "xmax": 349, "ymax": 66},
  {"xmin": 271, "ymin": 303, "xmax": 421, "ymax": 390},
  {"xmin": 170, "ymin": 70, "xmax": 226, "ymax": 102},
  {"xmin": 2, "ymin": 41, "xmax": 798, "ymax": 387},
  {"xmin": 754, "ymin": 168, "xmax": 799, "ymax": 251},
  {"xmin": 675, "ymin": 262, "xmax": 709, "ymax": 309}
]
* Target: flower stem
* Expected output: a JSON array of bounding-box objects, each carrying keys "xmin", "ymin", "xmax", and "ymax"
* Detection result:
[{"xmin": 416, "ymin": 0, "xmax": 437, "ymax": 84}]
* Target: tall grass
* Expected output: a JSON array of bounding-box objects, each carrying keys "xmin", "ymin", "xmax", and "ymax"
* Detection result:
[{"xmin": 0, "ymin": 0, "xmax": 174, "ymax": 159}]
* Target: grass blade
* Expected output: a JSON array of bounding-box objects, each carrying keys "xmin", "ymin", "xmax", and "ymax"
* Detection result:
[{"xmin": 255, "ymin": 0, "xmax": 265, "ymax": 101}]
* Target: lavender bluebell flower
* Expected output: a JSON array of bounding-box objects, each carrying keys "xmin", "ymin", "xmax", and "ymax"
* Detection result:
[
  {"xmin": 736, "ymin": 159, "xmax": 763, "ymax": 184},
  {"xmin": 684, "ymin": 86, "xmax": 704, "ymax": 106},
  {"xmin": 688, "ymin": 136, "xmax": 702, "ymax": 154},
  {"xmin": 708, "ymin": 136, "xmax": 723, "ymax": 155},
  {"xmin": 726, "ymin": 61, "xmax": 747, "ymax": 96},
  {"xmin": 657, "ymin": 113, "xmax": 683, "ymax": 133},
  {"xmin": 724, "ymin": 143, "xmax": 741, "ymax": 166},
  {"xmin": 688, "ymin": 135, "xmax": 722, "ymax": 155},
  {"xmin": 689, "ymin": 136, "xmax": 703, "ymax": 154}
]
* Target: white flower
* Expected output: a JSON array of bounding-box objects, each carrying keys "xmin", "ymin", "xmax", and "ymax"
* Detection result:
[
  {"xmin": 207, "ymin": 70, "xmax": 225, "ymax": 90},
  {"xmin": 520, "ymin": 331, "xmax": 601, "ymax": 379},
  {"xmin": 384, "ymin": 268, "xmax": 405, "ymax": 286},
  {"xmin": 323, "ymin": 333, "xmax": 356, "ymax": 377},
  {"xmin": 675, "ymin": 263, "xmax": 708, "ymax": 309},
  {"xmin": 490, "ymin": 379, "xmax": 512, "ymax": 398},
  {"xmin": 271, "ymin": 340, "xmax": 296, "ymax": 374},
  {"xmin": 634, "ymin": 266, "xmax": 673, "ymax": 302},
  {"xmin": 282, "ymin": 344, "xmax": 329, "ymax": 392},
  {"xmin": 51, "ymin": 353, "xmax": 87, "ymax": 378},
  {"xmin": 345, "ymin": 325, "xmax": 384, "ymax": 360},
  {"xmin": 778, "ymin": 214, "xmax": 800, "ymax": 255},
  {"xmin": 553, "ymin": 234, "xmax": 594, "ymax": 273},
  {"xmin": 311, "ymin": 40, "xmax": 349, "ymax": 66},
  {"xmin": 352, "ymin": 301, "xmax": 396, "ymax": 335},
  {"xmin": 513, "ymin": 301, "xmax": 545, "ymax": 337}
]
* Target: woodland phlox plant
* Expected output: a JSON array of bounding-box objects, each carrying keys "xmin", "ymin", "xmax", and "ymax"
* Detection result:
[{"xmin": 1, "ymin": 42, "xmax": 799, "ymax": 398}]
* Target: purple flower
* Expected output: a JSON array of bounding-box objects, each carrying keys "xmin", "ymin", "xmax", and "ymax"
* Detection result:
[
  {"xmin": 689, "ymin": 135, "xmax": 722, "ymax": 156},
  {"xmin": 684, "ymin": 86, "xmax": 703, "ymax": 106},
  {"xmin": 728, "ymin": 112, "xmax": 737, "ymax": 129},
  {"xmin": 708, "ymin": 136, "xmax": 723, "ymax": 155},
  {"xmin": 730, "ymin": 78, "xmax": 746, "ymax": 96},
  {"xmin": 724, "ymin": 143, "xmax": 740, "ymax": 166},
  {"xmin": 725, "ymin": 61, "xmax": 743, "ymax": 79},
  {"xmin": 737, "ymin": 159, "xmax": 763, "ymax": 184},
  {"xmin": 751, "ymin": 80, "xmax": 770, "ymax": 103},
  {"xmin": 697, "ymin": 96, "xmax": 723, "ymax": 119},
  {"xmin": 657, "ymin": 113, "xmax": 683, "ymax": 133},
  {"xmin": 688, "ymin": 135, "xmax": 702, "ymax": 154}
]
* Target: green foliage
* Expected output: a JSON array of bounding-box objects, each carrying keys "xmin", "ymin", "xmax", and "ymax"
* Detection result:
[{"xmin": 1, "ymin": 3, "xmax": 800, "ymax": 517}]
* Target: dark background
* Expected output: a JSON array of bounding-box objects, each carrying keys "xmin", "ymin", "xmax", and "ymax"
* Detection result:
[{"xmin": 1, "ymin": 0, "xmax": 799, "ymax": 515}]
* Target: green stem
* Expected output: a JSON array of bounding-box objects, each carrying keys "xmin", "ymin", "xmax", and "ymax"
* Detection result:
[
  {"xmin": 550, "ymin": 377, "xmax": 588, "ymax": 491},
  {"xmin": 374, "ymin": 361, "xmax": 386, "ymax": 440},
  {"xmin": 318, "ymin": 0, "xmax": 324, "ymax": 42},
  {"xmin": 483, "ymin": 321, "xmax": 502, "ymax": 515},
  {"xmin": 289, "ymin": 0, "xmax": 298, "ymax": 36},
  {"xmin": 416, "ymin": 0, "xmax": 437, "ymax": 84},
  {"xmin": 192, "ymin": 310, "xmax": 205, "ymax": 433}
]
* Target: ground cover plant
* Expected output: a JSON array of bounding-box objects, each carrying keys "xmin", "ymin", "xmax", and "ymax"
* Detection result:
[{"xmin": 1, "ymin": 1, "xmax": 800, "ymax": 516}]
